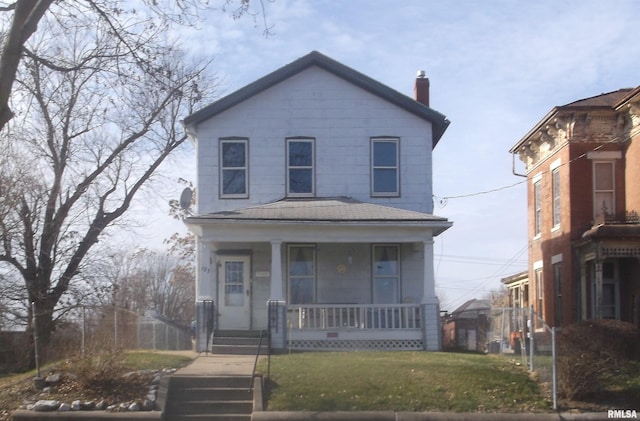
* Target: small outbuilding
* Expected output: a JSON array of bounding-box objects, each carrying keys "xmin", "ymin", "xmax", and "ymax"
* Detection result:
[{"xmin": 443, "ymin": 299, "xmax": 491, "ymax": 352}]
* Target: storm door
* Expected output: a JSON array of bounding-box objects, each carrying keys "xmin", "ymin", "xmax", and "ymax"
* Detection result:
[{"xmin": 217, "ymin": 255, "xmax": 251, "ymax": 329}]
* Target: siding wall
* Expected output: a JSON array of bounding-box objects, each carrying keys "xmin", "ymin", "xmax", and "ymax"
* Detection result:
[{"xmin": 194, "ymin": 66, "xmax": 434, "ymax": 215}]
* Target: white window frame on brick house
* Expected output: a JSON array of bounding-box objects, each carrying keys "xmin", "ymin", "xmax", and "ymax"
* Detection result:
[
  {"xmin": 533, "ymin": 260, "xmax": 544, "ymax": 329},
  {"xmin": 371, "ymin": 137, "xmax": 400, "ymax": 197},
  {"xmin": 551, "ymin": 159, "xmax": 561, "ymax": 230},
  {"xmin": 286, "ymin": 137, "xmax": 315, "ymax": 197},
  {"xmin": 219, "ymin": 138, "xmax": 249, "ymax": 198},
  {"xmin": 592, "ymin": 160, "xmax": 615, "ymax": 219},
  {"xmin": 532, "ymin": 174, "xmax": 542, "ymax": 238},
  {"xmin": 552, "ymin": 253, "xmax": 562, "ymax": 327}
]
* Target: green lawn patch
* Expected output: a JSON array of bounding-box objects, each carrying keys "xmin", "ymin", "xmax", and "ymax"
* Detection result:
[{"xmin": 258, "ymin": 352, "xmax": 551, "ymax": 413}]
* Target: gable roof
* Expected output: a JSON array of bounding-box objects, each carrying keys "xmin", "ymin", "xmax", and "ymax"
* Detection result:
[
  {"xmin": 450, "ymin": 299, "xmax": 491, "ymax": 319},
  {"xmin": 183, "ymin": 51, "xmax": 450, "ymax": 146}
]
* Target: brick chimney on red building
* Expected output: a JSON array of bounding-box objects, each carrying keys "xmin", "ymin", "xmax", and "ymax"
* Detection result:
[{"xmin": 414, "ymin": 70, "xmax": 429, "ymax": 107}]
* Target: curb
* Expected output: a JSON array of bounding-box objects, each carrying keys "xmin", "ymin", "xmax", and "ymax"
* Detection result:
[{"xmin": 251, "ymin": 411, "xmax": 612, "ymax": 421}]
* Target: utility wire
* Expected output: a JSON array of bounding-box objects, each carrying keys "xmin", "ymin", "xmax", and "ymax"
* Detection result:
[{"xmin": 434, "ymin": 131, "xmax": 630, "ymax": 206}]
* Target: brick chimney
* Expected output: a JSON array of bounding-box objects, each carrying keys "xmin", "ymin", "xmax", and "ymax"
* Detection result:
[{"xmin": 414, "ymin": 70, "xmax": 429, "ymax": 107}]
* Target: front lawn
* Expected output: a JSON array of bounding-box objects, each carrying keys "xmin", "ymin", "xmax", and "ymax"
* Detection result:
[{"xmin": 258, "ymin": 351, "xmax": 551, "ymax": 413}]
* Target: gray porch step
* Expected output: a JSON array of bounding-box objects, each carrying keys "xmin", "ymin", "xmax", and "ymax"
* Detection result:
[
  {"xmin": 212, "ymin": 331, "xmax": 269, "ymax": 355},
  {"xmin": 165, "ymin": 375, "xmax": 253, "ymax": 421},
  {"xmin": 169, "ymin": 375, "xmax": 252, "ymax": 388}
]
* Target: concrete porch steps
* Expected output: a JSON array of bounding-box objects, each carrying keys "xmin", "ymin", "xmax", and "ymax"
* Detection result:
[
  {"xmin": 212, "ymin": 330, "xmax": 269, "ymax": 355},
  {"xmin": 164, "ymin": 375, "xmax": 253, "ymax": 421}
]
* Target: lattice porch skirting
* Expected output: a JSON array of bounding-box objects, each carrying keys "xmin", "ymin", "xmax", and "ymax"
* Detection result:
[{"xmin": 287, "ymin": 338, "xmax": 424, "ymax": 351}]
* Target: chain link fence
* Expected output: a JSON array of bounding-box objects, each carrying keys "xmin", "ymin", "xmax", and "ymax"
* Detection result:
[
  {"xmin": 488, "ymin": 307, "xmax": 557, "ymax": 410},
  {"xmin": 55, "ymin": 306, "xmax": 193, "ymax": 355}
]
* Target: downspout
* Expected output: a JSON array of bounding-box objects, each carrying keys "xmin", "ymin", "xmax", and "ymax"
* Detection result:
[{"xmin": 512, "ymin": 151, "xmax": 527, "ymax": 178}]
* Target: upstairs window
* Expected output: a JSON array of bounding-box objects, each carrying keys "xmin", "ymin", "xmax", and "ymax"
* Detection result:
[
  {"xmin": 371, "ymin": 138, "xmax": 399, "ymax": 196},
  {"xmin": 287, "ymin": 138, "xmax": 314, "ymax": 197},
  {"xmin": 220, "ymin": 138, "xmax": 248, "ymax": 198},
  {"xmin": 593, "ymin": 161, "xmax": 615, "ymax": 219},
  {"xmin": 534, "ymin": 179, "xmax": 542, "ymax": 236},
  {"xmin": 552, "ymin": 167, "xmax": 561, "ymax": 228}
]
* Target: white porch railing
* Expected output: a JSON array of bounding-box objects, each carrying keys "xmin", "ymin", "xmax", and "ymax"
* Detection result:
[{"xmin": 288, "ymin": 304, "xmax": 421, "ymax": 330}]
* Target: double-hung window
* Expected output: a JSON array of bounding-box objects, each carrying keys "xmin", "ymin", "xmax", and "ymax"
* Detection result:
[
  {"xmin": 220, "ymin": 138, "xmax": 248, "ymax": 198},
  {"xmin": 533, "ymin": 179, "xmax": 542, "ymax": 236},
  {"xmin": 552, "ymin": 167, "xmax": 561, "ymax": 228},
  {"xmin": 593, "ymin": 161, "xmax": 615, "ymax": 219},
  {"xmin": 553, "ymin": 260, "xmax": 562, "ymax": 327},
  {"xmin": 287, "ymin": 138, "xmax": 314, "ymax": 197},
  {"xmin": 372, "ymin": 245, "xmax": 400, "ymax": 304},
  {"xmin": 288, "ymin": 245, "xmax": 315, "ymax": 304},
  {"xmin": 535, "ymin": 267, "xmax": 543, "ymax": 320},
  {"xmin": 371, "ymin": 138, "xmax": 399, "ymax": 196}
]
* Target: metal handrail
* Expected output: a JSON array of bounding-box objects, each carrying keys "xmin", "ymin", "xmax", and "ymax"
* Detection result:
[{"xmin": 249, "ymin": 330, "xmax": 268, "ymax": 392}]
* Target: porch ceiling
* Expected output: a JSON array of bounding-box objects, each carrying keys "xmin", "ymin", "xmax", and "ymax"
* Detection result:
[{"xmin": 185, "ymin": 197, "xmax": 452, "ymax": 240}]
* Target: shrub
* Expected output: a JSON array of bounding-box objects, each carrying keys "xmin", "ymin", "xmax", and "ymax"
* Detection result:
[
  {"xmin": 556, "ymin": 320, "xmax": 640, "ymax": 401},
  {"xmin": 63, "ymin": 348, "xmax": 128, "ymax": 393}
]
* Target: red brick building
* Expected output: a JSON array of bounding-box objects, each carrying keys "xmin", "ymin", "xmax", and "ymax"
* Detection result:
[{"xmin": 510, "ymin": 86, "xmax": 640, "ymax": 329}]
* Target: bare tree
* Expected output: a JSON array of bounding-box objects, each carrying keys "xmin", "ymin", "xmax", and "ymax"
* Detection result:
[
  {"xmin": 0, "ymin": 3, "xmax": 216, "ymax": 365},
  {"xmin": 0, "ymin": 0, "xmax": 271, "ymax": 132}
]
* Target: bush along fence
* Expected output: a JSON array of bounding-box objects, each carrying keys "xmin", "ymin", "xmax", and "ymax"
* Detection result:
[{"xmin": 488, "ymin": 307, "xmax": 557, "ymax": 410}]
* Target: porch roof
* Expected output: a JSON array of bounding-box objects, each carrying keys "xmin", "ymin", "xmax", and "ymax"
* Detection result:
[{"xmin": 185, "ymin": 197, "xmax": 452, "ymax": 236}]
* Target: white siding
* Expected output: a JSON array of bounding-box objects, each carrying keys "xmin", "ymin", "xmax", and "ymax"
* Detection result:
[{"xmin": 194, "ymin": 66, "xmax": 434, "ymax": 214}]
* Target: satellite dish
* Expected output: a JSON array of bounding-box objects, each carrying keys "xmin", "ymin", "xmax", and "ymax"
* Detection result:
[{"xmin": 179, "ymin": 187, "xmax": 193, "ymax": 210}]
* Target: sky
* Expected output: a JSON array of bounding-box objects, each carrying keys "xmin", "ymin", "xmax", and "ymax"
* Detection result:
[{"xmin": 139, "ymin": 0, "xmax": 640, "ymax": 312}]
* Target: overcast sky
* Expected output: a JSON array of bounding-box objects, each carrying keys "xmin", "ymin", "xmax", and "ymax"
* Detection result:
[{"xmin": 140, "ymin": 0, "xmax": 640, "ymax": 312}]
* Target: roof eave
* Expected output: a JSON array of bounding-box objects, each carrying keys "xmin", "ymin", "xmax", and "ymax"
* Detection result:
[{"xmin": 183, "ymin": 51, "xmax": 450, "ymax": 146}]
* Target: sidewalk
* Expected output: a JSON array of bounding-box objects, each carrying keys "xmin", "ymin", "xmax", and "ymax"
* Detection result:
[{"xmin": 173, "ymin": 352, "xmax": 257, "ymax": 376}]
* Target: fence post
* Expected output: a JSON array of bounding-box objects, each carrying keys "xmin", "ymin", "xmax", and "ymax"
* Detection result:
[
  {"xmin": 528, "ymin": 307, "xmax": 534, "ymax": 371},
  {"xmin": 551, "ymin": 326, "xmax": 557, "ymax": 410}
]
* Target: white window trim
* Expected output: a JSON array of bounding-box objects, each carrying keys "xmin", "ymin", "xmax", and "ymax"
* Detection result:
[
  {"xmin": 286, "ymin": 138, "xmax": 315, "ymax": 197},
  {"xmin": 533, "ymin": 261, "xmax": 544, "ymax": 331},
  {"xmin": 592, "ymin": 160, "xmax": 616, "ymax": 219},
  {"xmin": 551, "ymin": 166, "xmax": 561, "ymax": 231},
  {"xmin": 586, "ymin": 151, "xmax": 622, "ymax": 160},
  {"xmin": 533, "ymin": 179, "xmax": 542, "ymax": 239},
  {"xmin": 219, "ymin": 138, "xmax": 249, "ymax": 199},
  {"xmin": 371, "ymin": 137, "xmax": 400, "ymax": 197}
]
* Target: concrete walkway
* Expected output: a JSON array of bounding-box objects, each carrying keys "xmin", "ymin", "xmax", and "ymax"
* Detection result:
[{"xmin": 172, "ymin": 351, "xmax": 257, "ymax": 376}]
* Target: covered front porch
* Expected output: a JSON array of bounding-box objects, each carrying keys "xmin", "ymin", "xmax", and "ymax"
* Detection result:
[
  {"xmin": 575, "ymin": 223, "xmax": 640, "ymax": 327},
  {"xmin": 186, "ymin": 198, "xmax": 451, "ymax": 352}
]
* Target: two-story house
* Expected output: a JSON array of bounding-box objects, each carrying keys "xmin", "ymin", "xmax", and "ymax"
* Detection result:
[
  {"xmin": 183, "ymin": 51, "xmax": 451, "ymax": 352},
  {"xmin": 509, "ymin": 86, "xmax": 640, "ymax": 329}
]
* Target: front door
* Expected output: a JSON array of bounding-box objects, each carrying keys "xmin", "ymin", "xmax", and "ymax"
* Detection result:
[{"xmin": 217, "ymin": 255, "xmax": 251, "ymax": 330}]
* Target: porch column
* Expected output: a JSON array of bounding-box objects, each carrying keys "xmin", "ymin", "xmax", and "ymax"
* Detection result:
[
  {"xmin": 421, "ymin": 235, "xmax": 442, "ymax": 351},
  {"xmin": 270, "ymin": 240, "xmax": 285, "ymax": 301},
  {"xmin": 422, "ymin": 237, "xmax": 437, "ymax": 301},
  {"xmin": 595, "ymin": 260, "xmax": 604, "ymax": 319},
  {"xmin": 196, "ymin": 238, "xmax": 213, "ymax": 299},
  {"xmin": 195, "ymin": 238, "xmax": 214, "ymax": 353}
]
